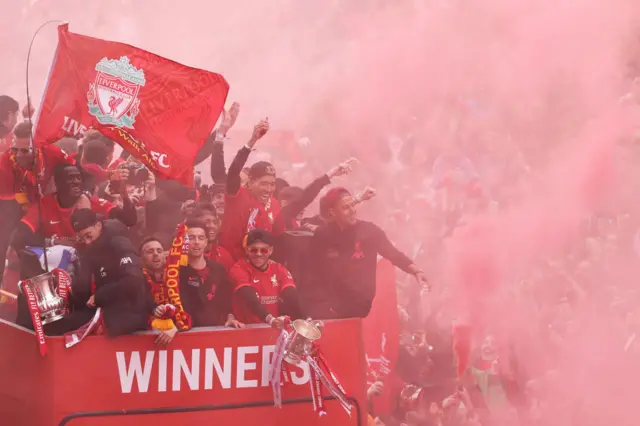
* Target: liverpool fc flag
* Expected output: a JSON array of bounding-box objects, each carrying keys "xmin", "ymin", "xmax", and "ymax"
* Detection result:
[{"xmin": 34, "ymin": 24, "xmax": 229, "ymax": 186}]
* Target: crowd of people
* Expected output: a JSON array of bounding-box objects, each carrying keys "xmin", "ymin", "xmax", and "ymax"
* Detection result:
[
  {"xmin": 0, "ymin": 94, "xmax": 432, "ymax": 424},
  {"xmin": 2, "ymin": 79, "xmax": 640, "ymax": 426}
]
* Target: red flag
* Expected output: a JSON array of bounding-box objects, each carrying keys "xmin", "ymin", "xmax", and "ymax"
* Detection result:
[
  {"xmin": 362, "ymin": 259, "xmax": 400, "ymax": 414},
  {"xmin": 34, "ymin": 24, "xmax": 229, "ymax": 186}
]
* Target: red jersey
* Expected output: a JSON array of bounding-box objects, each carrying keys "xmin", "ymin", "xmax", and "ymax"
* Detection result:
[
  {"xmin": 219, "ymin": 187, "xmax": 285, "ymax": 260},
  {"xmin": 205, "ymin": 243, "xmax": 234, "ymax": 271},
  {"xmin": 230, "ymin": 259, "xmax": 295, "ymax": 324},
  {"xmin": 0, "ymin": 132, "xmax": 12, "ymax": 154},
  {"xmin": 22, "ymin": 194, "xmax": 115, "ymax": 239},
  {"xmin": 0, "ymin": 145, "xmax": 72, "ymax": 201}
]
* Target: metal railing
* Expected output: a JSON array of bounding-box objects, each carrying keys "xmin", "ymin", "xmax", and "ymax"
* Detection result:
[{"xmin": 58, "ymin": 396, "xmax": 362, "ymax": 426}]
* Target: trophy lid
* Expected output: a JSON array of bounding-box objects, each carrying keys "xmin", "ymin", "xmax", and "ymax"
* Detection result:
[{"xmin": 292, "ymin": 319, "xmax": 322, "ymax": 340}]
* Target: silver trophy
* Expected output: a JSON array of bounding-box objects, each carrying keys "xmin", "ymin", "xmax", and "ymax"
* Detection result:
[
  {"xmin": 283, "ymin": 319, "xmax": 323, "ymax": 365},
  {"xmin": 19, "ymin": 271, "xmax": 68, "ymax": 325}
]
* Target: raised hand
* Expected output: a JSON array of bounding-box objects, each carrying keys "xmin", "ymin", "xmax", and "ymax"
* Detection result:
[
  {"xmin": 357, "ymin": 187, "xmax": 377, "ymax": 202},
  {"xmin": 248, "ymin": 118, "xmax": 270, "ymax": 148},
  {"xmin": 328, "ymin": 157, "xmax": 357, "ymax": 178},
  {"xmin": 218, "ymin": 102, "xmax": 240, "ymax": 135}
]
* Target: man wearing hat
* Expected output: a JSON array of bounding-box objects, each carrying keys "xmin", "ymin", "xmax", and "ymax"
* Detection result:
[
  {"xmin": 230, "ymin": 229, "xmax": 304, "ymax": 327},
  {"xmin": 306, "ymin": 187, "xmax": 429, "ymax": 319},
  {"xmin": 69, "ymin": 208, "xmax": 155, "ymax": 336},
  {"xmin": 218, "ymin": 119, "xmax": 282, "ymax": 260}
]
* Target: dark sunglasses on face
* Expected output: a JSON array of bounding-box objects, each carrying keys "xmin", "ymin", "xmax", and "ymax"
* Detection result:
[
  {"xmin": 249, "ymin": 247, "xmax": 270, "ymax": 255},
  {"xmin": 11, "ymin": 147, "xmax": 30, "ymax": 154}
]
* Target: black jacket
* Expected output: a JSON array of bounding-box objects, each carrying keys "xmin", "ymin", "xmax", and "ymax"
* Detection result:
[
  {"xmin": 82, "ymin": 219, "xmax": 155, "ymax": 336},
  {"xmin": 178, "ymin": 260, "xmax": 233, "ymax": 327},
  {"xmin": 307, "ymin": 220, "xmax": 414, "ymax": 319}
]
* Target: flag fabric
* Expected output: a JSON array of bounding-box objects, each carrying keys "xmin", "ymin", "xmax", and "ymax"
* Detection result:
[
  {"xmin": 27, "ymin": 245, "xmax": 77, "ymax": 272},
  {"xmin": 362, "ymin": 259, "xmax": 400, "ymax": 414},
  {"xmin": 34, "ymin": 24, "xmax": 229, "ymax": 186}
]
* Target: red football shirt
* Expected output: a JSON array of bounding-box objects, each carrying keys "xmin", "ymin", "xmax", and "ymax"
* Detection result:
[
  {"xmin": 0, "ymin": 132, "xmax": 12, "ymax": 154},
  {"xmin": 22, "ymin": 194, "xmax": 115, "ymax": 239},
  {"xmin": 205, "ymin": 243, "xmax": 234, "ymax": 271},
  {"xmin": 230, "ymin": 259, "xmax": 295, "ymax": 324},
  {"xmin": 218, "ymin": 187, "xmax": 285, "ymax": 260},
  {"xmin": 0, "ymin": 145, "xmax": 72, "ymax": 201}
]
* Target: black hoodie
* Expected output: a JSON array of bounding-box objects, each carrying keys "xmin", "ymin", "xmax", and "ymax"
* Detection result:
[{"xmin": 82, "ymin": 219, "xmax": 155, "ymax": 336}]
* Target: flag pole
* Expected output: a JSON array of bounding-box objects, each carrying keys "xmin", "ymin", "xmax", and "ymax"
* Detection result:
[{"xmin": 25, "ymin": 20, "xmax": 64, "ymax": 272}]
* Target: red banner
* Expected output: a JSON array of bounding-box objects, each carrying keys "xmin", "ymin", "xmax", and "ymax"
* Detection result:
[
  {"xmin": 0, "ymin": 318, "xmax": 367, "ymax": 426},
  {"xmin": 362, "ymin": 259, "xmax": 400, "ymax": 414},
  {"xmin": 33, "ymin": 24, "xmax": 229, "ymax": 186}
]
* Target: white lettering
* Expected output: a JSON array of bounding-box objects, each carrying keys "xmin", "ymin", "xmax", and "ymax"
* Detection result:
[
  {"xmin": 151, "ymin": 151, "xmax": 170, "ymax": 168},
  {"xmin": 290, "ymin": 362, "xmax": 311, "ymax": 385},
  {"xmin": 172, "ymin": 349, "xmax": 200, "ymax": 391},
  {"xmin": 261, "ymin": 345, "xmax": 275, "ymax": 387},
  {"xmin": 62, "ymin": 116, "xmax": 88, "ymax": 136},
  {"xmin": 236, "ymin": 346, "xmax": 259, "ymax": 388},
  {"xmin": 116, "ymin": 345, "xmax": 311, "ymax": 394},
  {"xmin": 116, "ymin": 351, "xmax": 155, "ymax": 393},
  {"xmin": 204, "ymin": 348, "xmax": 232, "ymax": 390},
  {"xmin": 158, "ymin": 350, "xmax": 167, "ymax": 392}
]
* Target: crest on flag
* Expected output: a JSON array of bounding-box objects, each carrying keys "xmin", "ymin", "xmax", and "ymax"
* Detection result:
[{"xmin": 87, "ymin": 56, "xmax": 146, "ymax": 129}]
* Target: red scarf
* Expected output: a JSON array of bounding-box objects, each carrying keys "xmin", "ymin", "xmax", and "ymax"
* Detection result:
[
  {"xmin": 9, "ymin": 148, "xmax": 42, "ymax": 201},
  {"xmin": 162, "ymin": 222, "xmax": 192, "ymax": 331},
  {"xmin": 143, "ymin": 268, "xmax": 166, "ymax": 305}
]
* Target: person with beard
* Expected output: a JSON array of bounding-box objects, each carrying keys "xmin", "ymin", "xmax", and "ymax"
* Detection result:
[
  {"xmin": 139, "ymin": 236, "xmax": 185, "ymax": 346},
  {"xmin": 191, "ymin": 205, "xmax": 234, "ymax": 271},
  {"xmin": 230, "ymin": 229, "xmax": 304, "ymax": 327},
  {"xmin": 0, "ymin": 122, "xmax": 73, "ymax": 282},
  {"xmin": 11, "ymin": 163, "xmax": 137, "ymax": 252},
  {"xmin": 140, "ymin": 236, "xmax": 165, "ymax": 285},
  {"xmin": 218, "ymin": 119, "xmax": 280, "ymax": 260},
  {"xmin": 306, "ymin": 187, "xmax": 429, "ymax": 320},
  {"xmin": 69, "ymin": 209, "xmax": 155, "ymax": 336},
  {"xmin": 154, "ymin": 220, "xmax": 243, "ymax": 335}
]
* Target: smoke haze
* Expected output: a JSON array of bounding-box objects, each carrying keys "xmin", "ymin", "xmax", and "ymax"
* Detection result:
[{"xmin": 3, "ymin": 0, "xmax": 640, "ymax": 424}]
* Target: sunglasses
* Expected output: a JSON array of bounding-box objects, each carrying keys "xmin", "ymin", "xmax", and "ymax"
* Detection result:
[
  {"xmin": 11, "ymin": 147, "xmax": 30, "ymax": 154},
  {"xmin": 248, "ymin": 247, "xmax": 270, "ymax": 255}
]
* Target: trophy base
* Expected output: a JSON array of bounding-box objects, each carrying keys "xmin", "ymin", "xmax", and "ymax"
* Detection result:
[{"xmin": 41, "ymin": 311, "xmax": 66, "ymax": 325}]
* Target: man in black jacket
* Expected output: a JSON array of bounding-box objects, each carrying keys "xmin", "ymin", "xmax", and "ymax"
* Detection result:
[
  {"xmin": 306, "ymin": 187, "xmax": 430, "ymax": 319},
  {"xmin": 70, "ymin": 209, "xmax": 154, "ymax": 336},
  {"xmin": 179, "ymin": 219, "xmax": 243, "ymax": 329}
]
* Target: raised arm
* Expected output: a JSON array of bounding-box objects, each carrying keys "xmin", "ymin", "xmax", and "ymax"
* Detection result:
[
  {"xmin": 210, "ymin": 102, "xmax": 240, "ymax": 184},
  {"xmin": 226, "ymin": 118, "xmax": 270, "ymax": 195},
  {"xmin": 371, "ymin": 223, "xmax": 430, "ymax": 289},
  {"xmin": 278, "ymin": 158, "xmax": 357, "ymax": 225}
]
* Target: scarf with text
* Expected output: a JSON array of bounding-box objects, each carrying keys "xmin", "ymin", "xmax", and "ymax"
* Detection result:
[
  {"xmin": 162, "ymin": 222, "xmax": 192, "ymax": 331},
  {"xmin": 143, "ymin": 268, "xmax": 176, "ymax": 331},
  {"xmin": 9, "ymin": 148, "xmax": 43, "ymax": 206}
]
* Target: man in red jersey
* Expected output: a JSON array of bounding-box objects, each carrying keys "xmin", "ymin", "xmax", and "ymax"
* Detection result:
[
  {"xmin": 191, "ymin": 204, "xmax": 234, "ymax": 271},
  {"xmin": 0, "ymin": 122, "xmax": 73, "ymax": 282},
  {"xmin": 218, "ymin": 119, "xmax": 282, "ymax": 260},
  {"xmin": 11, "ymin": 163, "xmax": 137, "ymax": 252},
  {"xmin": 230, "ymin": 229, "xmax": 304, "ymax": 327}
]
